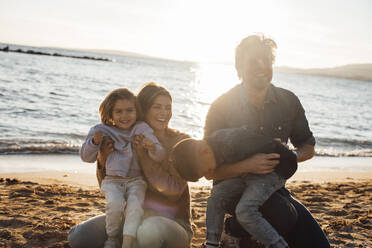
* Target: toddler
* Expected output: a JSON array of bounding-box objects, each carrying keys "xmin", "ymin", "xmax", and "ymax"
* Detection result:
[{"xmin": 80, "ymin": 88, "xmax": 165, "ymax": 248}]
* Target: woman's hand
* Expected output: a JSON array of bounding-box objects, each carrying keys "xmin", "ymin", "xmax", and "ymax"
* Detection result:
[
  {"xmin": 240, "ymin": 153, "xmax": 280, "ymax": 175},
  {"xmin": 133, "ymin": 134, "xmax": 147, "ymax": 157},
  {"xmin": 97, "ymin": 136, "xmax": 114, "ymax": 166},
  {"xmin": 93, "ymin": 130, "xmax": 103, "ymax": 145}
]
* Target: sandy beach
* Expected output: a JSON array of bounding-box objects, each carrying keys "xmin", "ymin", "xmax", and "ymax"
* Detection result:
[{"xmin": 0, "ymin": 170, "xmax": 371, "ymax": 248}]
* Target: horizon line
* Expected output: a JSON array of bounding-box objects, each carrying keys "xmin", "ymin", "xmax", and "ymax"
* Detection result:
[{"xmin": 1, "ymin": 40, "xmax": 371, "ymax": 70}]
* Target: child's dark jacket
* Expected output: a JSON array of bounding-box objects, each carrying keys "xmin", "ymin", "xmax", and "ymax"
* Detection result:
[{"xmin": 206, "ymin": 126, "xmax": 297, "ymax": 180}]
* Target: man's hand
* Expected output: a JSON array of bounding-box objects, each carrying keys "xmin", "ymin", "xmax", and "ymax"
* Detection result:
[
  {"xmin": 241, "ymin": 153, "xmax": 280, "ymax": 175},
  {"xmin": 93, "ymin": 131, "xmax": 103, "ymax": 145},
  {"xmin": 274, "ymin": 138, "xmax": 289, "ymax": 149},
  {"xmin": 206, "ymin": 153, "xmax": 280, "ymax": 180}
]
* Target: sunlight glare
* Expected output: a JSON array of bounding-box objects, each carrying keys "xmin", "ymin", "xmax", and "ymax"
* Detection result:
[{"xmin": 194, "ymin": 62, "xmax": 238, "ymax": 104}]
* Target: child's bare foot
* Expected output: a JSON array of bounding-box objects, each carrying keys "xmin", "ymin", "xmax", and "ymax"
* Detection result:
[{"xmin": 122, "ymin": 235, "xmax": 135, "ymax": 248}]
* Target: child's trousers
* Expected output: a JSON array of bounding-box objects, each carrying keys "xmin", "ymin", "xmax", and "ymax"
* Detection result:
[
  {"xmin": 206, "ymin": 172, "xmax": 287, "ymax": 248},
  {"xmin": 101, "ymin": 176, "xmax": 147, "ymax": 239}
]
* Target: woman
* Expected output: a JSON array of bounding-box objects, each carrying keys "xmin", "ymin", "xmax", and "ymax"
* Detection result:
[{"xmin": 68, "ymin": 82, "xmax": 192, "ymax": 248}]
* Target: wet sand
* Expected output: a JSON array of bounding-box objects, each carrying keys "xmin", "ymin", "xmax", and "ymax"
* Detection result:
[{"xmin": 0, "ymin": 173, "xmax": 371, "ymax": 247}]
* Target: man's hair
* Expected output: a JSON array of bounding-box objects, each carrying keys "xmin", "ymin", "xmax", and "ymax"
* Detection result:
[
  {"xmin": 172, "ymin": 138, "xmax": 201, "ymax": 182},
  {"xmin": 137, "ymin": 82, "xmax": 172, "ymax": 116},
  {"xmin": 235, "ymin": 34, "xmax": 277, "ymax": 79},
  {"xmin": 99, "ymin": 88, "xmax": 142, "ymax": 126}
]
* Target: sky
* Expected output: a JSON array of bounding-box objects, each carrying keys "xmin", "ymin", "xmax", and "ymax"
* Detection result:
[{"xmin": 0, "ymin": 0, "xmax": 371, "ymax": 68}]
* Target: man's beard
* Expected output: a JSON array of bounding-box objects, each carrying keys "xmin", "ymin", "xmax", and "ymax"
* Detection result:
[{"xmin": 247, "ymin": 74, "xmax": 272, "ymax": 90}]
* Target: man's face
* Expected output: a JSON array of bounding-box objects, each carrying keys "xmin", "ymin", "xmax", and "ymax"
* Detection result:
[{"xmin": 242, "ymin": 50, "xmax": 273, "ymax": 90}]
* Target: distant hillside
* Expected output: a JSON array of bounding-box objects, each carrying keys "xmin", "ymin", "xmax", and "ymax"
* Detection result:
[
  {"xmin": 79, "ymin": 49, "xmax": 153, "ymax": 59},
  {"xmin": 275, "ymin": 64, "xmax": 372, "ymax": 82}
]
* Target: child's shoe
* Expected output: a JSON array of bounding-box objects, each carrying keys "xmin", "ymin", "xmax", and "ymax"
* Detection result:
[
  {"xmin": 201, "ymin": 242, "xmax": 222, "ymax": 248},
  {"xmin": 221, "ymin": 232, "xmax": 240, "ymax": 248},
  {"xmin": 104, "ymin": 238, "xmax": 118, "ymax": 248}
]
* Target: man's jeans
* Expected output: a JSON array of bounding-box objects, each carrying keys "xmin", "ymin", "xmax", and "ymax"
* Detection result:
[
  {"xmin": 100, "ymin": 177, "xmax": 147, "ymax": 239},
  {"xmin": 206, "ymin": 173, "xmax": 287, "ymax": 248}
]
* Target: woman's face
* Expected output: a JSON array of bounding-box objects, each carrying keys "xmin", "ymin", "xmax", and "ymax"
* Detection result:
[{"xmin": 145, "ymin": 95, "xmax": 172, "ymax": 132}]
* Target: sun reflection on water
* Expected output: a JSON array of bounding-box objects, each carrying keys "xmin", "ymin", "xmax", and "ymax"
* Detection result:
[{"xmin": 174, "ymin": 62, "xmax": 238, "ymax": 139}]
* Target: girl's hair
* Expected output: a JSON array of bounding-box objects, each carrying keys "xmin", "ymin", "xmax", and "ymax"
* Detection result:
[
  {"xmin": 99, "ymin": 88, "xmax": 142, "ymax": 126},
  {"xmin": 137, "ymin": 82, "xmax": 172, "ymax": 115}
]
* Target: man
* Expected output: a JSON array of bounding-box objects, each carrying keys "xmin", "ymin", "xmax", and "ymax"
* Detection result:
[{"xmin": 203, "ymin": 34, "xmax": 330, "ymax": 248}]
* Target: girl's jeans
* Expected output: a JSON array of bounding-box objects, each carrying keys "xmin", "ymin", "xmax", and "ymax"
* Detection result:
[{"xmin": 100, "ymin": 177, "xmax": 147, "ymax": 239}]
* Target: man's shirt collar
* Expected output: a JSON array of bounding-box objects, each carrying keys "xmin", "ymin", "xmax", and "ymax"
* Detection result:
[
  {"xmin": 265, "ymin": 85, "xmax": 278, "ymax": 104},
  {"xmin": 240, "ymin": 83, "xmax": 278, "ymax": 106}
]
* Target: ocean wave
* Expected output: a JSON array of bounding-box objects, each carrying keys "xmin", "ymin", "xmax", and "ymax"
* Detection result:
[
  {"xmin": 0, "ymin": 140, "xmax": 80, "ymax": 155},
  {"xmin": 1, "ymin": 142, "xmax": 371, "ymax": 157},
  {"xmin": 0, "ymin": 144, "xmax": 79, "ymax": 155},
  {"xmin": 315, "ymin": 149, "xmax": 372, "ymax": 157},
  {"xmin": 316, "ymin": 137, "xmax": 372, "ymax": 147}
]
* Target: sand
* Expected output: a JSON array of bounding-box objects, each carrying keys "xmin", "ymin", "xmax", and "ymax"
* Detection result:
[{"xmin": 0, "ymin": 172, "xmax": 371, "ymax": 247}]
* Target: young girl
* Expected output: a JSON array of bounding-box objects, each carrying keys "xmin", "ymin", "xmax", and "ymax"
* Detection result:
[{"xmin": 80, "ymin": 88, "xmax": 165, "ymax": 248}]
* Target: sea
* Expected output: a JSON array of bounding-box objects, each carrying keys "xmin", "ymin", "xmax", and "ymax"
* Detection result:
[{"xmin": 1, "ymin": 43, "xmax": 371, "ymax": 174}]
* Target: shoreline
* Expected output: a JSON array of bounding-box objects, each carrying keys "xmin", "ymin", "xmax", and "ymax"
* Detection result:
[
  {"xmin": 1, "ymin": 153, "xmax": 372, "ymax": 188},
  {"xmin": 1, "ymin": 170, "xmax": 372, "ymax": 190},
  {"xmin": 1, "ymin": 153, "xmax": 372, "ymax": 173}
]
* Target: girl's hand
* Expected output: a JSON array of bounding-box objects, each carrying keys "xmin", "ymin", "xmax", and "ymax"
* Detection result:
[
  {"xmin": 133, "ymin": 135, "xmax": 146, "ymax": 157},
  {"xmin": 133, "ymin": 134, "xmax": 144, "ymax": 146},
  {"xmin": 141, "ymin": 137, "xmax": 156, "ymax": 153},
  {"xmin": 133, "ymin": 134, "xmax": 156, "ymax": 153},
  {"xmin": 93, "ymin": 131, "xmax": 103, "ymax": 145}
]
